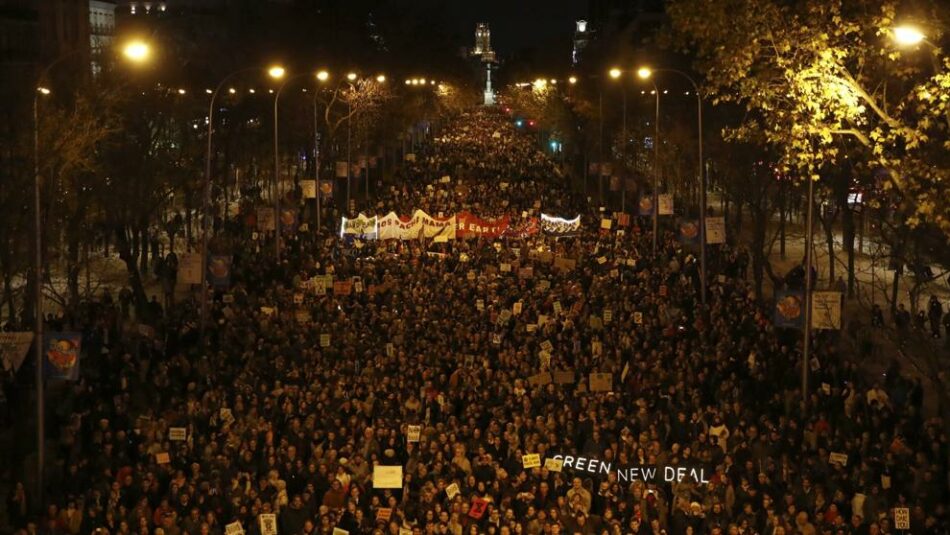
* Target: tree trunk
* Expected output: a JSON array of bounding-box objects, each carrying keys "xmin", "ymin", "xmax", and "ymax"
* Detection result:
[
  {"xmin": 139, "ymin": 226, "xmax": 149, "ymax": 277},
  {"xmin": 3, "ymin": 269, "xmax": 14, "ymax": 325},
  {"xmin": 115, "ymin": 226, "xmax": 148, "ymax": 318},
  {"xmin": 824, "ymin": 218, "xmax": 835, "ymax": 285},
  {"xmin": 751, "ymin": 205, "xmax": 768, "ymax": 299},
  {"xmin": 842, "ymin": 206, "xmax": 856, "ymax": 297}
]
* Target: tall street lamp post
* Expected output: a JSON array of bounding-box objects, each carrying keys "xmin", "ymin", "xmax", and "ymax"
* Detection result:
[
  {"xmin": 639, "ymin": 67, "xmax": 706, "ymax": 305},
  {"xmin": 33, "ymin": 39, "xmax": 151, "ymax": 504}
]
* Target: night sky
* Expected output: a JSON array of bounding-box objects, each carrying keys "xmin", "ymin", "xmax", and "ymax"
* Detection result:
[{"xmin": 446, "ymin": 0, "xmax": 589, "ymax": 68}]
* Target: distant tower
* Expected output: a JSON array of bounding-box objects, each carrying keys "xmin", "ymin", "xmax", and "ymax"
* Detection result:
[
  {"xmin": 572, "ymin": 20, "xmax": 589, "ymax": 65},
  {"xmin": 471, "ymin": 23, "xmax": 496, "ymax": 105}
]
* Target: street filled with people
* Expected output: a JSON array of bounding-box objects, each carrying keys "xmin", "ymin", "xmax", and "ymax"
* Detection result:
[{"xmin": 5, "ymin": 108, "xmax": 948, "ymax": 535}]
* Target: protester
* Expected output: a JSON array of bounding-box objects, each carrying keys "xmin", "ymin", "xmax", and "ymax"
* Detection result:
[{"xmin": 4, "ymin": 108, "xmax": 947, "ymax": 535}]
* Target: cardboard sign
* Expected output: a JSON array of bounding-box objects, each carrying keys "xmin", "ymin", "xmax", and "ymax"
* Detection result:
[
  {"xmin": 829, "ymin": 452, "xmax": 849, "ymax": 466},
  {"xmin": 500, "ymin": 263, "xmax": 511, "ymax": 272},
  {"xmin": 446, "ymin": 482, "xmax": 460, "ymax": 500},
  {"xmin": 376, "ymin": 508, "xmax": 392, "ymax": 522},
  {"xmin": 604, "ymin": 309, "xmax": 613, "ymax": 324},
  {"xmin": 553, "ymin": 370, "xmax": 575, "ymax": 384},
  {"xmin": 169, "ymin": 427, "xmax": 187, "ymax": 441},
  {"xmin": 522, "ymin": 454, "xmax": 541, "ymax": 468},
  {"xmin": 476, "ymin": 299, "xmax": 484, "ymax": 311},
  {"xmin": 259, "ymin": 514, "xmax": 277, "ymax": 535},
  {"xmin": 407, "ymin": 425, "xmax": 421, "ymax": 443},
  {"xmin": 513, "ymin": 302, "xmax": 523, "ymax": 315},
  {"xmin": 811, "ymin": 291, "xmax": 842, "ymax": 330},
  {"xmin": 553, "ymin": 302, "xmax": 562, "ymax": 315},
  {"xmin": 333, "ymin": 281, "xmax": 352, "ymax": 296},
  {"xmin": 372, "ymin": 465, "xmax": 403, "ymax": 488},
  {"xmin": 600, "ymin": 218, "xmax": 613, "ymax": 230},
  {"xmin": 225, "ymin": 522, "xmax": 245, "ymax": 535},
  {"xmin": 156, "ymin": 452, "xmax": 170, "ymax": 464},
  {"xmin": 589, "ymin": 373, "xmax": 613, "ymax": 392},
  {"xmin": 320, "ymin": 334, "xmax": 331, "ymax": 347},
  {"xmin": 544, "ymin": 458, "xmax": 564, "ymax": 472},
  {"xmin": 332, "ymin": 529, "xmax": 349, "ymax": 535},
  {"xmin": 894, "ymin": 508, "xmax": 909, "ymax": 530},
  {"xmin": 538, "ymin": 279, "xmax": 551, "ymax": 291},
  {"xmin": 527, "ymin": 372, "xmax": 552, "ymax": 387}
]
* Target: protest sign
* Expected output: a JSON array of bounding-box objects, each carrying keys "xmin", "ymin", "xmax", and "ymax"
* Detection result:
[
  {"xmin": 527, "ymin": 372, "xmax": 552, "ymax": 387},
  {"xmin": 407, "ymin": 425, "xmax": 421, "ymax": 442},
  {"xmin": 553, "ymin": 370, "xmax": 575, "ymax": 384},
  {"xmin": 0, "ymin": 332, "xmax": 33, "ymax": 373},
  {"xmin": 705, "ymin": 216, "xmax": 726, "ymax": 244},
  {"xmin": 544, "ymin": 458, "xmax": 564, "ymax": 472},
  {"xmin": 226, "ymin": 522, "xmax": 245, "ymax": 535},
  {"xmin": 658, "ymin": 194, "xmax": 674, "ymax": 215},
  {"xmin": 179, "ymin": 253, "xmax": 202, "ymax": 284},
  {"xmin": 45, "ymin": 332, "xmax": 81, "ymax": 381},
  {"xmin": 156, "ymin": 452, "xmax": 170, "ymax": 464},
  {"xmin": 320, "ymin": 334, "xmax": 330, "ymax": 347},
  {"xmin": 169, "ymin": 427, "xmax": 187, "ymax": 441},
  {"xmin": 376, "ymin": 508, "xmax": 392, "ymax": 522},
  {"xmin": 259, "ymin": 514, "xmax": 277, "ymax": 535},
  {"xmin": 522, "ymin": 454, "xmax": 541, "ymax": 468},
  {"xmin": 468, "ymin": 497, "xmax": 488, "ymax": 519},
  {"xmin": 372, "ymin": 465, "xmax": 403, "ymax": 488},
  {"xmin": 829, "ymin": 452, "xmax": 849, "ymax": 466},
  {"xmin": 589, "ymin": 373, "xmax": 613, "ymax": 392},
  {"xmin": 332, "ymin": 529, "xmax": 348, "ymax": 535},
  {"xmin": 811, "ymin": 291, "xmax": 842, "ymax": 330},
  {"xmin": 894, "ymin": 508, "xmax": 910, "ymax": 530},
  {"xmin": 446, "ymin": 482, "xmax": 460, "ymax": 500}
]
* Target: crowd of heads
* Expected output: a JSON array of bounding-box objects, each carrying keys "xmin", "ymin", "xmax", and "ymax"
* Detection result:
[{"xmin": 4, "ymin": 108, "xmax": 947, "ymax": 535}]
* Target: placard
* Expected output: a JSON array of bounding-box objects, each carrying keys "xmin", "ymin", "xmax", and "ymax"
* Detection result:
[
  {"xmin": 332, "ymin": 529, "xmax": 348, "ymax": 535},
  {"xmin": 658, "ymin": 194, "xmax": 673, "ymax": 215},
  {"xmin": 894, "ymin": 508, "xmax": 910, "ymax": 530},
  {"xmin": 522, "ymin": 454, "xmax": 541, "ymax": 469},
  {"xmin": 527, "ymin": 372, "xmax": 552, "ymax": 387},
  {"xmin": 829, "ymin": 452, "xmax": 848, "ymax": 466},
  {"xmin": 226, "ymin": 522, "xmax": 245, "ymax": 535},
  {"xmin": 445, "ymin": 482, "xmax": 460, "ymax": 500},
  {"xmin": 376, "ymin": 508, "xmax": 392, "ymax": 522},
  {"xmin": 811, "ymin": 291, "xmax": 842, "ymax": 330},
  {"xmin": 553, "ymin": 256, "xmax": 576, "ymax": 271},
  {"xmin": 705, "ymin": 216, "xmax": 726, "ymax": 244},
  {"xmin": 600, "ymin": 218, "xmax": 613, "ymax": 230},
  {"xmin": 179, "ymin": 253, "xmax": 203, "ymax": 285},
  {"xmin": 259, "ymin": 514, "xmax": 278, "ymax": 535},
  {"xmin": 589, "ymin": 373, "xmax": 613, "ymax": 392},
  {"xmin": 407, "ymin": 425, "xmax": 421, "ymax": 442},
  {"xmin": 544, "ymin": 458, "xmax": 564, "ymax": 472},
  {"xmin": 320, "ymin": 334, "xmax": 330, "ymax": 347},
  {"xmin": 553, "ymin": 370, "xmax": 575, "ymax": 384},
  {"xmin": 301, "ymin": 180, "xmax": 317, "ymax": 199},
  {"xmin": 156, "ymin": 452, "xmax": 170, "ymax": 464},
  {"xmin": 372, "ymin": 465, "xmax": 403, "ymax": 488},
  {"xmin": 468, "ymin": 497, "xmax": 488, "ymax": 519},
  {"xmin": 169, "ymin": 427, "xmax": 187, "ymax": 441}
]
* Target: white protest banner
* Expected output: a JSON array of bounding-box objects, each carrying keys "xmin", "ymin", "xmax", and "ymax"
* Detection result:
[
  {"xmin": 259, "ymin": 514, "xmax": 278, "ymax": 535},
  {"xmin": 811, "ymin": 291, "xmax": 842, "ymax": 330},
  {"xmin": 169, "ymin": 427, "xmax": 187, "ymax": 441},
  {"xmin": 522, "ymin": 454, "xmax": 541, "ymax": 468},
  {"xmin": 544, "ymin": 457, "xmax": 564, "ymax": 472},
  {"xmin": 0, "ymin": 332, "xmax": 33, "ymax": 373},
  {"xmin": 705, "ymin": 216, "xmax": 726, "ymax": 244},
  {"xmin": 829, "ymin": 452, "xmax": 849, "ymax": 466},
  {"xmin": 340, "ymin": 213, "xmax": 378, "ymax": 240},
  {"xmin": 446, "ymin": 482, "xmax": 461, "ymax": 500},
  {"xmin": 894, "ymin": 508, "xmax": 910, "ymax": 530},
  {"xmin": 658, "ymin": 194, "xmax": 674, "ymax": 215},
  {"xmin": 301, "ymin": 180, "xmax": 317, "ymax": 199},
  {"xmin": 373, "ymin": 465, "xmax": 403, "ymax": 488},
  {"xmin": 407, "ymin": 425, "xmax": 421, "ymax": 443},
  {"xmin": 179, "ymin": 253, "xmax": 203, "ymax": 285}
]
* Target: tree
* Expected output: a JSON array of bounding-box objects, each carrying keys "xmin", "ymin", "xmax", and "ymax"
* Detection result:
[{"xmin": 666, "ymin": 0, "xmax": 950, "ymax": 233}]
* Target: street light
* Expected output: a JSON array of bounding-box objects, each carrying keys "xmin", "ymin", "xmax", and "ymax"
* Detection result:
[
  {"xmin": 122, "ymin": 39, "xmax": 150, "ymax": 62},
  {"xmin": 316, "ymin": 70, "xmax": 329, "ymax": 82},
  {"xmin": 893, "ymin": 25, "xmax": 925, "ymax": 46},
  {"xmin": 639, "ymin": 65, "xmax": 707, "ymax": 306},
  {"xmin": 268, "ymin": 65, "xmax": 286, "ymax": 79},
  {"xmin": 376, "ymin": 74, "xmax": 386, "ymax": 83},
  {"xmin": 347, "ymin": 72, "xmax": 358, "ymax": 81},
  {"xmin": 32, "ymin": 39, "xmax": 151, "ymax": 505},
  {"xmin": 568, "ymin": 76, "xmax": 577, "ymax": 85},
  {"xmin": 637, "ymin": 67, "xmax": 652, "ymax": 80},
  {"xmin": 608, "ymin": 67, "xmax": 622, "ymax": 79}
]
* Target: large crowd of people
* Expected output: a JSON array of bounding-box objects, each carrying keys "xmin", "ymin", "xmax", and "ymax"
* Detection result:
[{"xmin": 3, "ymin": 108, "xmax": 948, "ymax": 535}]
